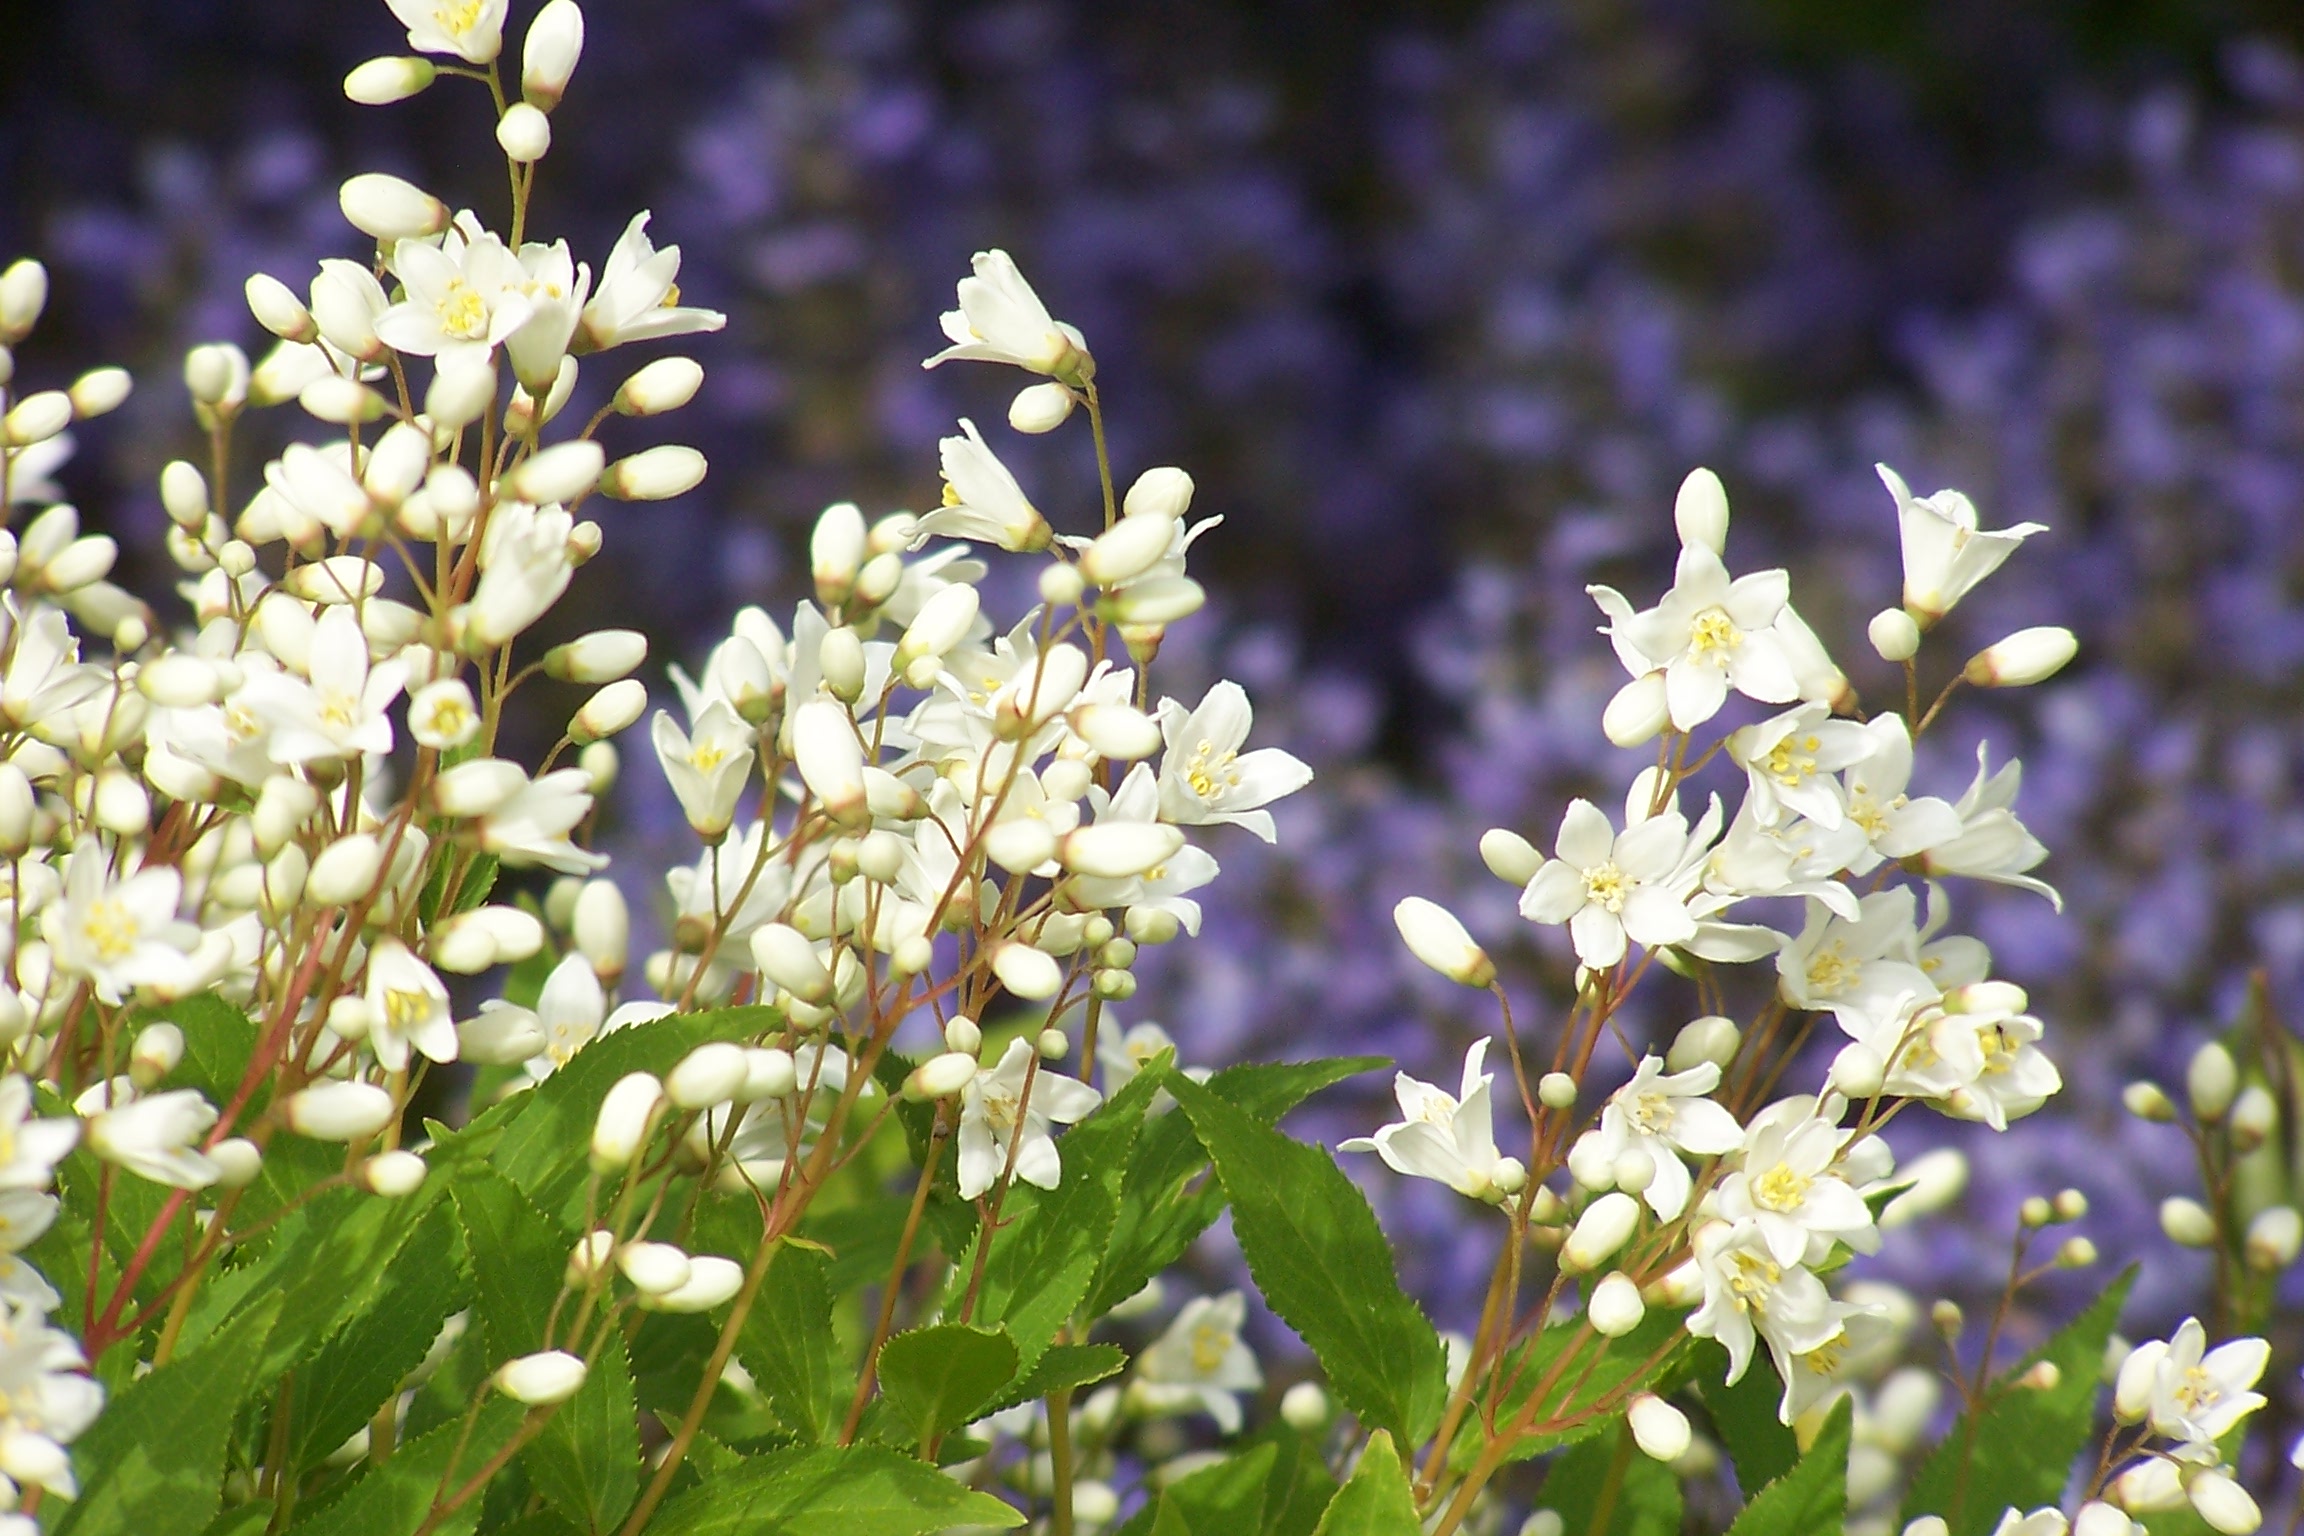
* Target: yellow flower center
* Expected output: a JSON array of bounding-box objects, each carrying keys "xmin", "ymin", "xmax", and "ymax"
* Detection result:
[
  {"xmin": 433, "ymin": 0, "xmax": 486, "ymax": 37},
  {"xmin": 1726, "ymin": 1250, "xmax": 1780, "ymax": 1315},
  {"xmin": 1764, "ymin": 733, "xmax": 1822, "ymax": 788},
  {"xmin": 1184, "ymin": 739, "xmax": 1239, "ymax": 802},
  {"xmin": 1624, "ymin": 1092, "xmax": 1674, "ymax": 1136},
  {"xmin": 1751, "ymin": 1163, "xmax": 1812, "ymax": 1212},
  {"xmin": 690, "ymin": 739, "xmax": 728, "ymax": 773},
  {"xmin": 981, "ymin": 1083, "xmax": 1021, "ymax": 1140},
  {"xmin": 1804, "ymin": 943, "xmax": 1854, "ymax": 997},
  {"xmin": 384, "ymin": 987, "xmax": 432, "ymax": 1035},
  {"xmin": 1582, "ymin": 861, "xmax": 1629, "ymax": 913},
  {"xmin": 1189, "ymin": 1321, "xmax": 1233, "ymax": 1374},
  {"xmin": 80, "ymin": 897, "xmax": 140, "ymax": 962},
  {"xmin": 1689, "ymin": 608, "xmax": 1741, "ymax": 662},
  {"xmin": 434, "ymin": 278, "xmax": 490, "ymax": 341}
]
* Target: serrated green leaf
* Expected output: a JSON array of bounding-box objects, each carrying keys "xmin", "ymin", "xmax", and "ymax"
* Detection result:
[
  {"xmin": 451, "ymin": 1163, "xmax": 569, "ymax": 1359},
  {"xmin": 875, "ymin": 1323, "xmax": 1018, "ymax": 1447},
  {"xmin": 1084, "ymin": 1056, "xmax": 1382, "ymax": 1322},
  {"xmin": 1462, "ymin": 1306, "xmax": 1693, "ymax": 1471},
  {"xmin": 969, "ymin": 1062, "xmax": 1158, "ymax": 1367},
  {"xmin": 1903, "ymin": 1267, "xmax": 2136, "ymax": 1536},
  {"xmin": 1695, "ymin": 1342, "xmax": 1800, "ymax": 1494},
  {"xmin": 287, "ymin": 1396, "xmax": 527, "ymax": 1536},
  {"xmin": 1167, "ymin": 1074, "xmax": 1447, "ymax": 1449},
  {"xmin": 289, "ymin": 1204, "xmax": 469, "ymax": 1474},
  {"xmin": 1117, "ymin": 1443, "xmax": 1281, "ymax": 1536},
  {"xmin": 734, "ymin": 1242, "xmax": 852, "ymax": 1443},
  {"xmin": 978, "ymin": 1342, "xmax": 1128, "ymax": 1419},
  {"xmin": 55, "ymin": 1292, "xmax": 281, "ymax": 1536},
  {"xmin": 523, "ymin": 1329, "xmax": 639, "ymax": 1533},
  {"xmin": 1535, "ymin": 1420, "xmax": 1682, "ymax": 1536},
  {"xmin": 1312, "ymin": 1430, "xmax": 1421, "ymax": 1535},
  {"xmin": 1728, "ymin": 1396, "xmax": 1850, "ymax": 1536},
  {"xmin": 644, "ymin": 1443, "xmax": 1024, "ymax": 1533}
]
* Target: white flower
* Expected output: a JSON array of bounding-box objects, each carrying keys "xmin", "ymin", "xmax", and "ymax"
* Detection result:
[
  {"xmin": 1155, "ymin": 681, "xmax": 1313, "ymax": 843},
  {"xmin": 0, "ymin": 1079, "xmax": 77, "ymax": 1190},
  {"xmin": 712, "ymin": 1043, "xmax": 850, "ymax": 1188},
  {"xmin": 1132, "ymin": 1292, "xmax": 1262, "ymax": 1434},
  {"xmin": 653, "ymin": 702, "xmax": 755, "ymax": 840},
  {"xmin": 1342, "ymin": 1041, "xmax": 1525, "ymax": 1202},
  {"xmin": 1915, "ymin": 744, "xmax": 2059, "ymax": 908},
  {"xmin": 83, "ymin": 1087, "xmax": 220, "ymax": 1189},
  {"xmin": 2144, "ymin": 1319, "xmax": 2269, "ymax": 1451},
  {"xmin": 376, "ymin": 227, "xmax": 533, "ymax": 364},
  {"xmin": 384, "ymin": 0, "xmax": 508, "ymax": 62},
  {"xmin": 0, "ymin": 1192, "xmax": 61, "ymax": 1311},
  {"xmin": 0, "ymin": 600, "xmax": 107, "ymax": 730},
  {"xmin": 1590, "ymin": 1057, "xmax": 1743, "ymax": 1220},
  {"xmin": 520, "ymin": 953, "xmax": 610, "ymax": 1081},
  {"xmin": 408, "ymin": 678, "xmax": 480, "ymax": 750},
  {"xmin": 577, "ymin": 212, "xmax": 725, "ymax": 351},
  {"xmin": 1878, "ymin": 463, "xmax": 2047, "ymax": 624},
  {"xmin": 954, "ymin": 1038, "xmax": 1101, "ymax": 1201},
  {"xmin": 1518, "ymin": 799, "xmax": 1701, "ymax": 969},
  {"xmin": 1727, "ymin": 704, "xmax": 1874, "ymax": 830},
  {"xmin": 1594, "ymin": 546, "xmax": 1799, "ymax": 730},
  {"xmin": 364, "ymin": 938, "xmax": 459, "ymax": 1073},
  {"xmin": 922, "ymin": 250, "xmax": 1091, "ymax": 382},
  {"xmin": 44, "ymin": 839, "xmax": 198, "ymax": 1005},
  {"xmin": 477, "ymin": 766, "xmax": 606, "ymax": 874},
  {"xmin": 236, "ymin": 605, "xmax": 407, "ymax": 765},
  {"xmin": 1065, "ymin": 764, "xmax": 1219, "ymax": 928},
  {"xmin": 0, "ymin": 1299, "xmax": 102, "ymax": 1496},
  {"xmin": 1716, "ymin": 1099, "xmax": 1877, "ymax": 1266},
  {"xmin": 1870, "ymin": 996, "xmax": 2060, "ymax": 1131},
  {"xmin": 1986, "ymin": 1509, "xmax": 2071, "ymax": 1536},
  {"xmin": 917, "ymin": 420, "xmax": 1052, "ymax": 553},
  {"xmin": 502, "ymin": 237, "xmax": 592, "ymax": 391},
  {"xmin": 462, "ymin": 499, "xmax": 574, "ymax": 650},
  {"xmin": 1777, "ymin": 889, "xmax": 1936, "ymax": 1035},
  {"xmin": 1837, "ymin": 716, "xmax": 1966, "ymax": 872},
  {"xmin": 1685, "ymin": 1220, "xmax": 1850, "ymax": 1412}
]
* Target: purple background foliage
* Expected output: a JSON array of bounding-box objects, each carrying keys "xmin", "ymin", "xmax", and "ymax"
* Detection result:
[{"xmin": 9, "ymin": 0, "xmax": 2304, "ymax": 1486}]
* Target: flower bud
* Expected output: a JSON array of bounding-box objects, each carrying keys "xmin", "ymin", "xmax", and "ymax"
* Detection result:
[
  {"xmin": 991, "ymin": 941, "xmax": 1063, "ymax": 1001},
  {"xmin": 1626, "ymin": 1393, "xmax": 1691, "ymax": 1463},
  {"xmin": 130, "ymin": 1022, "xmax": 184, "ymax": 1089},
  {"xmin": 2073, "ymin": 1503, "xmax": 2132, "ymax": 1536},
  {"xmin": 601, "ymin": 444, "xmax": 706, "ymax": 501},
  {"xmin": 1666, "ymin": 1015, "xmax": 1740, "ymax": 1074},
  {"xmin": 363, "ymin": 1149, "xmax": 428, "ymax": 1196},
  {"xmin": 2187, "ymin": 1043, "xmax": 2237, "ymax": 1121},
  {"xmin": 2245, "ymin": 1205, "xmax": 2300, "ymax": 1270},
  {"xmin": 285, "ymin": 1080, "xmax": 398, "ymax": 1142},
  {"xmin": 1539, "ymin": 1072, "xmax": 1578, "ymax": 1110},
  {"xmin": 521, "ymin": 0, "xmax": 586, "ymax": 108},
  {"xmin": 1279, "ymin": 1381, "xmax": 1328, "ymax": 1430},
  {"xmin": 2109, "ymin": 1456, "xmax": 2185, "ymax": 1513},
  {"xmin": 434, "ymin": 758, "xmax": 529, "ymax": 819},
  {"xmin": 1479, "ymin": 828, "xmax": 1542, "ymax": 886},
  {"xmin": 2122, "ymin": 1081, "xmax": 2175, "ymax": 1122},
  {"xmin": 2187, "ymin": 1470, "xmax": 2260, "ymax": 1535},
  {"xmin": 2159, "ymin": 1197, "xmax": 2216, "ymax": 1247},
  {"xmin": 1963, "ymin": 626, "xmax": 2078, "ymax": 689},
  {"xmin": 667, "ymin": 1042, "xmax": 749, "ymax": 1110},
  {"xmin": 1061, "ymin": 822, "xmax": 1184, "ymax": 881},
  {"xmin": 339, "ymin": 173, "xmax": 450, "ymax": 243},
  {"xmin": 0, "ymin": 259, "xmax": 48, "ymax": 343},
  {"xmin": 1038, "ymin": 563, "xmax": 1086, "ymax": 608},
  {"xmin": 344, "ymin": 55, "xmax": 437, "ymax": 104},
  {"xmin": 3, "ymin": 391, "xmax": 70, "ymax": 447},
  {"xmin": 574, "ymin": 880, "xmax": 629, "ymax": 981},
  {"xmin": 1392, "ymin": 897, "xmax": 1494, "ymax": 988},
  {"xmin": 1672, "ymin": 468, "xmax": 1729, "ymax": 555},
  {"xmin": 426, "ymin": 357, "xmax": 498, "ymax": 431},
  {"xmin": 2228, "ymin": 1085, "xmax": 2276, "ymax": 1152},
  {"xmin": 1829, "ymin": 1041, "xmax": 1885, "ymax": 1099},
  {"xmin": 905, "ymin": 1052, "xmax": 981, "ymax": 1101},
  {"xmin": 565, "ymin": 1230, "xmax": 616, "ymax": 1286},
  {"xmin": 617, "ymin": 1240, "xmax": 692, "ymax": 1296},
  {"xmin": 580, "ymin": 740, "xmax": 619, "ymax": 795},
  {"xmin": 790, "ymin": 699, "xmax": 867, "ymax": 828},
  {"xmin": 1561, "ymin": 1192, "xmax": 1640, "ymax": 1272},
  {"xmin": 644, "ymin": 1254, "xmax": 744, "ymax": 1313},
  {"xmin": 2055, "ymin": 1236, "xmax": 2097, "ymax": 1268},
  {"xmin": 1071, "ymin": 702, "xmax": 1163, "ymax": 761},
  {"xmin": 743, "ymin": 1048, "xmax": 797, "ymax": 1101},
  {"xmin": 614, "ymin": 356, "xmax": 701, "ymax": 416},
  {"xmin": 1079, "ymin": 514, "xmax": 1177, "ymax": 588},
  {"xmin": 211, "ymin": 1137, "xmax": 263, "ymax": 1189},
  {"xmin": 92, "ymin": 770, "xmax": 148, "ymax": 836},
  {"xmin": 159, "ymin": 460, "xmax": 210, "ymax": 529},
  {"xmin": 504, "ymin": 440, "xmax": 604, "ymax": 505},
  {"xmin": 750, "ymin": 924, "xmax": 832, "ymax": 1005},
  {"xmin": 495, "ymin": 1350, "xmax": 588, "ymax": 1406},
  {"xmin": 496, "ymin": 102, "xmax": 551, "ymax": 162},
  {"xmin": 591, "ymin": 1072, "xmax": 665, "ymax": 1171},
  {"xmin": 245, "ymin": 273, "xmax": 317, "ymax": 344},
  {"xmin": 1096, "ymin": 574, "xmax": 1204, "ymax": 626},
  {"xmin": 1588, "ymin": 1272, "xmax": 1645, "ymax": 1337},
  {"xmin": 1868, "ymin": 607, "xmax": 1922, "ymax": 663},
  {"xmin": 2020, "ymin": 1195, "xmax": 2053, "ymax": 1228},
  {"xmin": 68, "ymin": 366, "xmax": 132, "ymax": 418},
  {"xmin": 1123, "ymin": 467, "xmax": 1193, "ymax": 520},
  {"xmin": 459, "ymin": 1006, "xmax": 545, "ymax": 1065},
  {"xmin": 307, "ymin": 833, "xmax": 384, "ymax": 908},
  {"xmin": 1009, "ymin": 380, "xmax": 1074, "ymax": 433},
  {"xmin": 572, "ymin": 679, "xmax": 647, "ymax": 743},
  {"xmin": 1602, "ymin": 672, "xmax": 1670, "ymax": 748}
]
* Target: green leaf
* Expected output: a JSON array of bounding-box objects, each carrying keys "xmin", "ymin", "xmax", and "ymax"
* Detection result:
[
  {"xmin": 1311, "ymin": 1430, "xmax": 1421, "ymax": 1535},
  {"xmin": 523, "ymin": 1330, "xmax": 640, "ymax": 1534},
  {"xmin": 56, "ymin": 1293, "xmax": 282, "ymax": 1536},
  {"xmin": 451, "ymin": 1162, "xmax": 569, "ymax": 1359},
  {"xmin": 1903, "ymin": 1266, "xmax": 2137, "ymax": 1536},
  {"xmin": 969, "ymin": 1061, "xmax": 1159, "ymax": 1367},
  {"xmin": 287, "ymin": 1396, "xmax": 528, "ymax": 1536},
  {"xmin": 1166, "ymin": 1073, "xmax": 1448, "ymax": 1448},
  {"xmin": 1728, "ymin": 1397, "xmax": 1851, "ymax": 1536},
  {"xmin": 1085, "ymin": 1056, "xmax": 1381, "ymax": 1320},
  {"xmin": 289, "ymin": 1204, "xmax": 470, "ymax": 1475},
  {"xmin": 230, "ymin": 1178, "xmax": 455, "ymax": 1382},
  {"xmin": 978, "ymin": 1342, "xmax": 1128, "ymax": 1418},
  {"xmin": 1118, "ymin": 1443, "xmax": 1280, "ymax": 1536},
  {"xmin": 1695, "ymin": 1342, "xmax": 1800, "ymax": 1494},
  {"xmin": 1464, "ymin": 1307, "xmax": 1693, "ymax": 1469},
  {"xmin": 874, "ymin": 1323, "xmax": 1018, "ymax": 1448},
  {"xmin": 734, "ymin": 1242, "xmax": 853, "ymax": 1443},
  {"xmin": 644, "ymin": 1444, "xmax": 1024, "ymax": 1533},
  {"xmin": 1534, "ymin": 1420, "xmax": 1682, "ymax": 1536}
]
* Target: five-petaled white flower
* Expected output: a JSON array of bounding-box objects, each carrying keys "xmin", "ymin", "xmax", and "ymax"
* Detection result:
[
  {"xmin": 377, "ymin": 225, "xmax": 534, "ymax": 365},
  {"xmin": 1727, "ymin": 703, "xmax": 1875, "ymax": 830},
  {"xmin": 81, "ymin": 1085, "xmax": 220, "ymax": 1190},
  {"xmin": 477, "ymin": 766, "xmax": 606, "ymax": 875},
  {"xmin": 1342, "ymin": 1040, "xmax": 1525, "ymax": 1203},
  {"xmin": 234, "ymin": 605, "xmax": 407, "ymax": 765},
  {"xmin": 1878, "ymin": 463, "xmax": 2047, "ymax": 625},
  {"xmin": 384, "ymin": 0, "xmax": 508, "ymax": 62},
  {"xmin": 364, "ymin": 938, "xmax": 459, "ymax": 1073},
  {"xmin": 954, "ymin": 1038, "xmax": 1101, "ymax": 1201},
  {"xmin": 0, "ymin": 1079, "xmax": 77, "ymax": 1192},
  {"xmin": 1685, "ymin": 1219, "xmax": 1853, "ymax": 1414},
  {"xmin": 653, "ymin": 702, "xmax": 756, "ymax": 841},
  {"xmin": 1592, "ymin": 546, "xmax": 1800, "ymax": 731},
  {"xmin": 1131, "ymin": 1291, "xmax": 1262, "ymax": 1434},
  {"xmin": 921, "ymin": 249, "xmax": 1092, "ymax": 383},
  {"xmin": 1716, "ymin": 1098, "xmax": 1878, "ymax": 1266},
  {"xmin": 0, "ymin": 1297, "xmax": 104, "ymax": 1497},
  {"xmin": 1589, "ymin": 1056, "xmax": 1743, "ymax": 1220},
  {"xmin": 1155, "ymin": 682, "xmax": 1313, "ymax": 844},
  {"xmin": 1518, "ymin": 799, "xmax": 1702, "ymax": 970},
  {"xmin": 577, "ymin": 213, "xmax": 726, "ymax": 351},
  {"xmin": 917, "ymin": 419, "xmax": 1053, "ymax": 553},
  {"xmin": 44, "ymin": 839, "xmax": 198, "ymax": 1005},
  {"xmin": 2128, "ymin": 1318, "xmax": 2269, "ymax": 1453}
]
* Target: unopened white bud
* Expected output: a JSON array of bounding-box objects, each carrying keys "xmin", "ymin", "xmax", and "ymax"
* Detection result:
[
  {"xmin": 573, "ymin": 880, "xmax": 628, "ymax": 979},
  {"xmin": 1038, "ymin": 563, "xmax": 1086, "ymax": 608},
  {"xmin": 810, "ymin": 502, "xmax": 867, "ymax": 605},
  {"xmin": 616, "ymin": 1239, "xmax": 692, "ymax": 1297},
  {"xmin": 590, "ymin": 1072, "xmax": 665, "ymax": 1172},
  {"xmin": 1122, "ymin": 467, "xmax": 1194, "ymax": 520},
  {"xmin": 667, "ymin": 1042, "xmax": 748, "ymax": 1111},
  {"xmin": 580, "ymin": 740, "xmax": 619, "ymax": 795},
  {"xmin": 210, "ymin": 1137, "xmax": 263, "ymax": 1189},
  {"xmin": 1964, "ymin": 626, "xmax": 2078, "ymax": 689},
  {"xmin": 1479, "ymin": 828, "xmax": 1542, "ymax": 886},
  {"xmin": 601, "ymin": 444, "xmax": 706, "ymax": 501},
  {"xmin": 159, "ymin": 461, "xmax": 210, "ymax": 529},
  {"xmin": 130, "ymin": 1022, "xmax": 184, "ymax": 1089},
  {"xmin": 339, "ymin": 173, "xmax": 449, "ymax": 243},
  {"xmin": 67, "ymin": 366, "xmax": 132, "ymax": 418},
  {"xmin": 1868, "ymin": 607, "xmax": 1921, "ymax": 663},
  {"xmin": 1009, "ymin": 380, "xmax": 1075, "ymax": 433},
  {"xmin": 2123, "ymin": 1081, "xmax": 2176, "ymax": 1122},
  {"xmin": 1279, "ymin": 1381, "xmax": 1328, "ymax": 1430},
  {"xmin": 2072, "ymin": 1504, "xmax": 2132, "ymax": 1536},
  {"xmin": 2188, "ymin": 1469, "xmax": 2261, "ymax": 1535},
  {"xmin": 2160, "ymin": 1197, "xmax": 2216, "ymax": 1247},
  {"xmin": 791, "ymin": 699, "xmax": 868, "ymax": 828},
  {"xmin": 940, "ymin": 1016, "xmax": 983, "ymax": 1057},
  {"xmin": 1588, "ymin": 1272, "xmax": 1645, "ymax": 1336},
  {"xmin": 1079, "ymin": 513, "xmax": 1177, "ymax": 588},
  {"xmin": 1070, "ymin": 702, "xmax": 1163, "ymax": 761},
  {"xmin": 1097, "ymin": 574, "xmax": 1204, "ymax": 626},
  {"xmin": 495, "ymin": 1350, "xmax": 587, "ymax": 1406},
  {"xmin": 299, "ymin": 374, "xmax": 387, "ymax": 426},
  {"xmin": 363, "ymin": 1149, "xmax": 428, "ymax": 1196},
  {"xmin": 615, "ymin": 356, "xmax": 702, "ymax": 416},
  {"xmin": 991, "ymin": 942, "xmax": 1064, "ymax": 1001},
  {"xmin": 2246, "ymin": 1205, "xmax": 2301, "ymax": 1270},
  {"xmin": 3, "ymin": 391, "xmax": 69, "ymax": 447},
  {"xmin": 572, "ymin": 679, "xmax": 647, "ymax": 743},
  {"xmin": 743, "ymin": 1048, "xmax": 797, "ymax": 1102},
  {"xmin": 1391, "ymin": 897, "xmax": 1492, "ymax": 987},
  {"xmin": 1666, "ymin": 1015, "xmax": 1740, "ymax": 1074},
  {"xmin": 0, "ymin": 259, "xmax": 48, "ymax": 343},
  {"xmin": 521, "ymin": 0, "xmax": 586, "ymax": 107},
  {"xmin": 1538, "ymin": 1072, "xmax": 1578, "ymax": 1110},
  {"xmin": 1562, "ymin": 1192, "xmax": 1641, "ymax": 1272},
  {"xmin": 1627, "ymin": 1393, "xmax": 1691, "ymax": 1462},
  {"xmin": 1672, "ymin": 468, "xmax": 1729, "ymax": 555},
  {"xmin": 245, "ymin": 273, "xmax": 317, "ymax": 343},
  {"xmin": 1603, "ymin": 672, "xmax": 1670, "ymax": 747},
  {"xmin": 458, "ymin": 1006, "xmax": 545, "ymax": 1065},
  {"xmin": 92, "ymin": 770, "xmax": 149, "ymax": 836},
  {"xmin": 1612, "ymin": 1147, "xmax": 1657, "ymax": 1194},
  {"xmin": 751, "ymin": 924, "xmax": 832, "ymax": 1004},
  {"xmin": 2187, "ymin": 1043, "xmax": 2237, "ymax": 1121},
  {"xmin": 433, "ymin": 758, "xmax": 529, "ymax": 819},
  {"xmin": 426, "ymin": 358, "xmax": 498, "ymax": 431},
  {"xmin": 285, "ymin": 1080, "xmax": 398, "ymax": 1142},
  {"xmin": 496, "ymin": 102, "xmax": 551, "ymax": 162},
  {"xmin": 2229, "ymin": 1084, "xmax": 2276, "ymax": 1151},
  {"xmin": 504, "ymin": 440, "xmax": 604, "ymax": 504},
  {"xmin": 1829, "ymin": 1041, "xmax": 1886, "ymax": 1099},
  {"xmin": 644, "ymin": 1254, "xmax": 744, "ymax": 1313},
  {"xmin": 307, "ymin": 833, "xmax": 384, "ymax": 907},
  {"xmin": 906, "ymin": 1052, "xmax": 981, "ymax": 1101},
  {"xmin": 344, "ymin": 55, "xmax": 437, "ymax": 104}
]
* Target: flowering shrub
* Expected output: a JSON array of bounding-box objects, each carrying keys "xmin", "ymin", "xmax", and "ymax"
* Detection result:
[{"xmin": 0, "ymin": 4, "xmax": 2293, "ymax": 1535}]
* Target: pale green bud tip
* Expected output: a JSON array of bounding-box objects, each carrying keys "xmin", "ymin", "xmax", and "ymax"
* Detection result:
[
  {"xmin": 494, "ymin": 1350, "xmax": 588, "ymax": 1405},
  {"xmin": 2159, "ymin": 1197, "xmax": 2216, "ymax": 1248},
  {"xmin": 344, "ymin": 56, "xmax": 437, "ymax": 105},
  {"xmin": 1868, "ymin": 606, "xmax": 1921, "ymax": 662},
  {"xmin": 1392, "ymin": 896, "xmax": 1494, "ymax": 988},
  {"xmin": 2186, "ymin": 1042, "xmax": 2237, "ymax": 1121},
  {"xmin": 1672, "ymin": 467, "xmax": 1729, "ymax": 555},
  {"xmin": 1537, "ymin": 1072, "xmax": 1577, "ymax": 1110},
  {"xmin": 1279, "ymin": 1381, "xmax": 1328, "ymax": 1430},
  {"xmin": 2122, "ymin": 1081, "xmax": 2176, "ymax": 1121}
]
